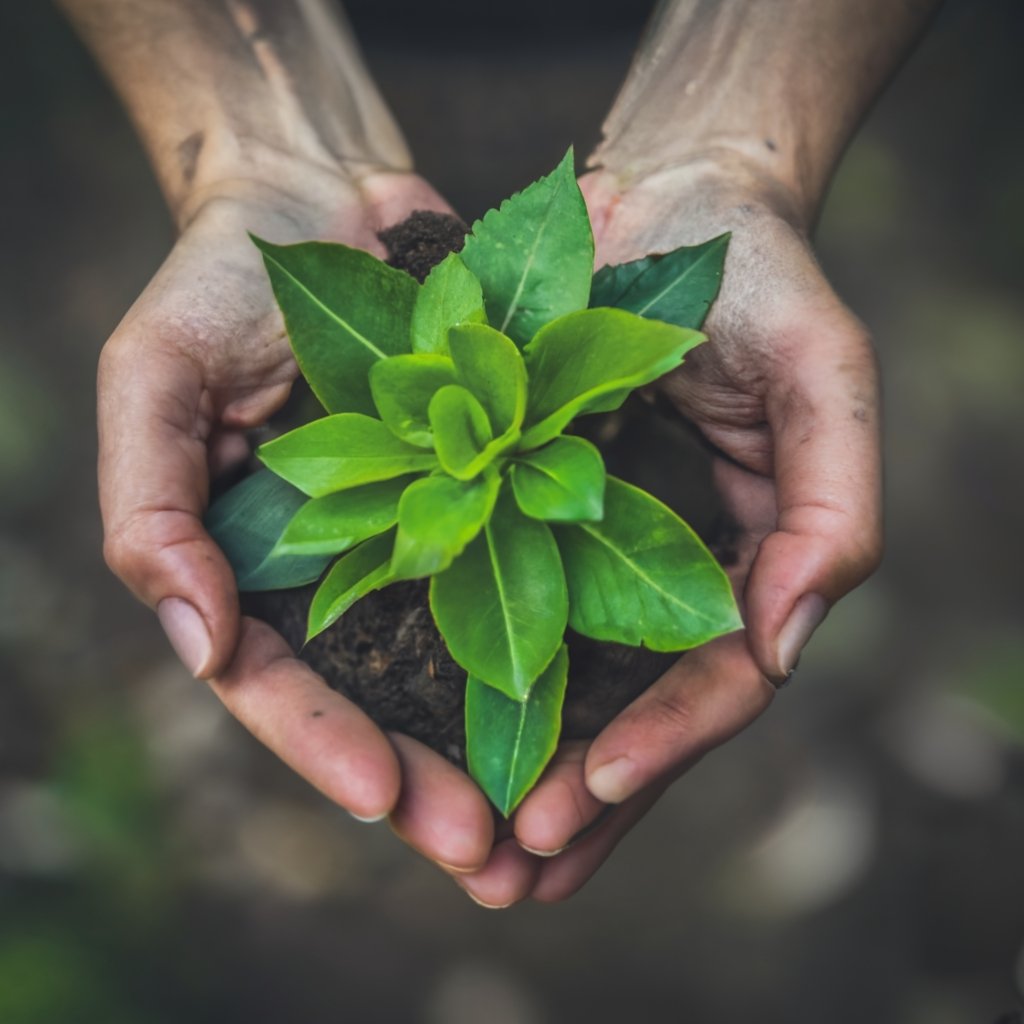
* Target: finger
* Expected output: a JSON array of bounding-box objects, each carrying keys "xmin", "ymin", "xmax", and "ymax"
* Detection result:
[
  {"xmin": 207, "ymin": 428, "xmax": 250, "ymax": 477},
  {"xmin": 530, "ymin": 783, "xmax": 667, "ymax": 903},
  {"xmin": 746, "ymin": 325, "xmax": 883, "ymax": 681},
  {"xmin": 584, "ymin": 632, "xmax": 774, "ymax": 805},
  {"xmin": 208, "ymin": 617, "xmax": 401, "ymax": 821},
  {"xmin": 99, "ymin": 339, "xmax": 239, "ymax": 677},
  {"xmin": 387, "ymin": 733, "xmax": 495, "ymax": 873},
  {"xmin": 359, "ymin": 171, "xmax": 457, "ymax": 231},
  {"xmin": 449, "ymin": 838, "xmax": 542, "ymax": 910},
  {"xmin": 512, "ymin": 740, "xmax": 606, "ymax": 856}
]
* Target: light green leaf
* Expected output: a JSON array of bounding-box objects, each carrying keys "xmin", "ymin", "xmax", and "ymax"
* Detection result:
[
  {"xmin": 460, "ymin": 149, "xmax": 593, "ymax": 347},
  {"xmin": 466, "ymin": 645, "xmax": 568, "ymax": 817},
  {"xmin": 589, "ymin": 234, "xmax": 730, "ymax": 329},
  {"xmin": 391, "ymin": 470, "xmax": 501, "ymax": 579},
  {"xmin": 520, "ymin": 308, "xmax": 704, "ymax": 449},
  {"xmin": 274, "ymin": 476, "xmax": 413, "ymax": 556},
  {"xmin": 510, "ymin": 436, "xmax": 605, "ymax": 522},
  {"xmin": 410, "ymin": 252, "xmax": 486, "ymax": 354},
  {"xmin": 448, "ymin": 323, "xmax": 527, "ymax": 435},
  {"xmin": 205, "ymin": 470, "xmax": 331, "ymax": 591},
  {"xmin": 251, "ymin": 236, "xmax": 417, "ymax": 415},
  {"xmin": 430, "ymin": 485, "xmax": 567, "ymax": 700},
  {"xmin": 306, "ymin": 531, "xmax": 395, "ymax": 641},
  {"xmin": 429, "ymin": 385, "xmax": 495, "ymax": 480},
  {"xmin": 258, "ymin": 414, "xmax": 437, "ymax": 497},
  {"xmin": 554, "ymin": 477, "xmax": 742, "ymax": 650},
  {"xmin": 369, "ymin": 353, "xmax": 459, "ymax": 446}
]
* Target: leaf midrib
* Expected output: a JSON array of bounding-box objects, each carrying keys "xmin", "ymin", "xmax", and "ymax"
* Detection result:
[
  {"xmin": 503, "ymin": 698, "xmax": 530, "ymax": 811},
  {"xmin": 484, "ymin": 519, "xmax": 523, "ymax": 690},
  {"xmin": 498, "ymin": 176, "xmax": 564, "ymax": 335},
  {"xmin": 629, "ymin": 241, "xmax": 722, "ymax": 318},
  {"xmin": 267, "ymin": 253, "xmax": 388, "ymax": 360},
  {"xmin": 576, "ymin": 522, "xmax": 721, "ymax": 626}
]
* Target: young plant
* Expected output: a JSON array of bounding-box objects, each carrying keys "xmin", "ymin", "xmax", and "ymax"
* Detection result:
[{"xmin": 206, "ymin": 150, "xmax": 741, "ymax": 816}]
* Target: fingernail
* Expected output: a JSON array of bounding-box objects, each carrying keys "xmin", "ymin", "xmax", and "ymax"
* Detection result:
[
  {"xmin": 463, "ymin": 890, "xmax": 513, "ymax": 910},
  {"xmin": 439, "ymin": 860, "xmax": 480, "ymax": 875},
  {"xmin": 518, "ymin": 842, "xmax": 567, "ymax": 858},
  {"xmin": 348, "ymin": 811, "xmax": 388, "ymax": 824},
  {"xmin": 776, "ymin": 593, "xmax": 828, "ymax": 679},
  {"xmin": 157, "ymin": 597, "xmax": 212, "ymax": 678},
  {"xmin": 586, "ymin": 756, "xmax": 636, "ymax": 804}
]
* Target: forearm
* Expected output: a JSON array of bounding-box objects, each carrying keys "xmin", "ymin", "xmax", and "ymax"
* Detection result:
[
  {"xmin": 57, "ymin": 0, "xmax": 410, "ymax": 226},
  {"xmin": 591, "ymin": 0, "xmax": 940, "ymax": 221}
]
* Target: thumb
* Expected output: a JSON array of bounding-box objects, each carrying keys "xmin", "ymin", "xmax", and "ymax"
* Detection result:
[
  {"xmin": 744, "ymin": 322, "xmax": 883, "ymax": 682},
  {"xmin": 98, "ymin": 337, "xmax": 240, "ymax": 677}
]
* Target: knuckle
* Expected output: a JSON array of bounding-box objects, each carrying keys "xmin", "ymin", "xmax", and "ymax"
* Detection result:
[{"xmin": 645, "ymin": 690, "xmax": 698, "ymax": 739}]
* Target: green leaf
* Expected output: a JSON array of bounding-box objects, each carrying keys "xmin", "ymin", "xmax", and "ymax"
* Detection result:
[
  {"xmin": 553, "ymin": 477, "xmax": 742, "ymax": 650},
  {"xmin": 466, "ymin": 645, "xmax": 568, "ymax": 817},
  {"xmin": 258, "ymin": 414, "xmax": 438, "ymax": 497},
  {"xmin": 448, "ymin": 323, "xmax": 527, "ymax": 435},
  {"xmin": 369, "ymin": 353, "xmax": 459, "ymax": 446},
  {"xmin": 430, "ymin": 485, "xmax": 567, "ymax": 700},
  {"xmin": 589, "ymin": 256, "xmax": 654, "ymax": 308},
  {"xmin": 391, "ymin": 470, "xmax": 501, "ymax": 579},
  {"xmin": 306, "ymin": 531, "xmax": 395, "ymax": 641},
  {"xmin": 251, "ymin": 236, "xmax": 417, "ymax": 415},
  {"xmin": 205, "ymin": 470, "xmax": 332, "ymax": 591},
  {"xmin": 460, "ymin": 149, "xmax": 594, "ymax": 347},
  {"xmin": 410, "ymin": 252, "xmax": 486, "ymax": 354},
  {"xmin": 589, "ymin": 234, "xmax": 730, "ymax": 330},
  {"xmin": 274, "ymin": 476, "xmax": 413, "ymax": 556},
  {"xmin": 520, "ymin": 308, "xmax": 704, "ymax": 449},
  {"xmin": 510, "ymin": 436, "xmax": 605, "ymax": 522},
  {"xmin": 428, "ymin": 385, "xmax": 495, "ymax": 480}
]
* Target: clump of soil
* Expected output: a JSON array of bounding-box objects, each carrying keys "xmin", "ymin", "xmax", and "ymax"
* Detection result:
[
  {"xmin": 379, "ymin": 210, "xmax": 471, "ymax": 282},
  {"xmin": 243, "ymin": 212, "xmax": 734, "ymax": 768}
]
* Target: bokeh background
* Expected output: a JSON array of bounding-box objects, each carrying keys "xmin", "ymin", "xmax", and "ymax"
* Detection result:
[{"xmin": 2, "ymin": 2, "xmax": 1023, "ymax": 1022}]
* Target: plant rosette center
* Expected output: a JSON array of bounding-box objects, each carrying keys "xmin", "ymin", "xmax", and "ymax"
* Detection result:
[{"xmin": 207, "ymin": 149, "xmax": 741, "ymax": 816}]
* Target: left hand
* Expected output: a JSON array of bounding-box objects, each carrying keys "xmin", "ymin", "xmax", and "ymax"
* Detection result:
[{"xmin": 448, "ymin": 158, "xmax": 883, "ymax": 906}]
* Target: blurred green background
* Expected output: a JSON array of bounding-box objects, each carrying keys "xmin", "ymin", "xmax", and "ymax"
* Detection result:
[{"xmin": 2, "ymin": 2, "xmax": 1023, "ymax": 1022}]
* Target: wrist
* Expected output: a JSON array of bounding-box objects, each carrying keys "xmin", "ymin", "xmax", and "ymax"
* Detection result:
[
  {"xmin": 173, "ymin": 134, "xmax": 408, "ymax": 234},
  {"xmin": 587, "ymin": 144, "xmax": 813, "ymax": 232}
]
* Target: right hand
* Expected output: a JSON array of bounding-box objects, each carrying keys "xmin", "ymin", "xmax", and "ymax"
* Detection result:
[{"xmin": 99, "ymin": 169, "xmax": 501, "ymax": 870}]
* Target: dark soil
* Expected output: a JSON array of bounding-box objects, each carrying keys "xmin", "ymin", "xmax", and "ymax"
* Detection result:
[{"xmin": 244, "ymin": 212, "xmax": 734, "ymax": 768}]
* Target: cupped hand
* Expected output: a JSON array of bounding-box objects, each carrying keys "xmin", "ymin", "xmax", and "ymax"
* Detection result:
[
  {"xmin": 99, "ymin": 168, "xmax": 497, "ymax": 857},
  {"xmin": 450, "ymin": 159, "xmax": 883, "ymax": 905}
]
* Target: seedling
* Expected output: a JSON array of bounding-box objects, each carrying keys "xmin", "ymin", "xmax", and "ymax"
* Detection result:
[{"xmin": 207, "ymin": 150, "xmax": 741, "ymax": 815}]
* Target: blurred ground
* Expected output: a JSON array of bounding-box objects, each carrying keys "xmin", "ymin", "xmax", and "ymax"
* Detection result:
[{"xmin": 2, "ymin": 2, "xmax": 1023, "ymax": 1022}]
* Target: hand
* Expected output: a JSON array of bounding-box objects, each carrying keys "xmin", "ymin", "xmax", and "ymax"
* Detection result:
[
  {"xmin": 446, "ymin": 158, "xmax": 883, "ymax": 906},
  {"xmin": 99, "ymin": 168, "xmax": 500, "ymax": 867}
]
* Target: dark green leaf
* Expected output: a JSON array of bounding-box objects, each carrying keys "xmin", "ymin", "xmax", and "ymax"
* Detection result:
[
  {"xmin": 430, "ymin": 485, "xmax": 567, "ymax": 700},
  {"xmin": 428, "ymin": 385, "xmax": 495, "ymax": 480},
  {"xmin": 460, "ymin": 149, "xmax": 593, "ymax": 347},
  {"xmin": 410, "ymin": 252, "xmax": 485, "ymax": 354},
  {"xmin": 258, "ymin": 414, "xmax": 437, "ymax": 497},
  {"xmin": 554, "ymin": 477, "xmax": 742, "ymax": 650},
  {"xmin": 466, "ymin": 645, "xmax": 568, "ymax": 816},
  {"xmin": 520, "ymin": 308, "xmax": 704, "ymax": 449},
  {"xmin": 275, "ymin": 476, "xmax": 413, "ymax": 556},
  {"xmin": 590, "ymin": 234, "xmax": 730, "ymax": 330},
  {"xmin": 589, "ymin": 256, "xmax": 655, "ymax": 308},
  {"xmin": 306, "ymin": 531, "xmax": 395, "ymax": 641},
  {"xmin": 251, "ymin": 236, "xmax": 417, "ymax": 415},
  {"xmin": 205, "ymin": 470, "xmax": 331, "ymax": 591},
  {"xmin": 448, "ymin": 323, "xmax": 527, "ymax": 435},
  {"xmin": 510, "ymin": 436, "xmax": 605, "ymax": 522},
  {"xmin": 369, "ymin": 353, "xmax": 458, "ymax": 446},
  {"xmin": 391, "ymin": 470, "xmax": 501, "ymax": 579}
]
